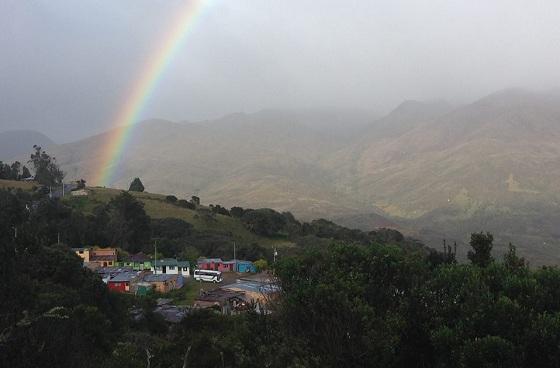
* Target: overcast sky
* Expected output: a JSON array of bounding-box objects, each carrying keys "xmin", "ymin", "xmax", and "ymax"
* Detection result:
[{"xmin": 2, "ymin": 0, "xmax": 560, "ymax": 142}]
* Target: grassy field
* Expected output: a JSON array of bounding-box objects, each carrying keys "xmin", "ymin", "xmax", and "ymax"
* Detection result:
[
  {"xmin": 166, "ymin": 273, "xmax": 240, "ymax": 305},
  {"xmin": 0, "ymin": 179, "xmax": 37, "ymax": 190},
  {"xmin": 1, "ymin": 180, "xmax": 294, "ymax": 249},
  {"xmin": 63, "ymin": 186, "xmax": 294, "ymax": 249}
]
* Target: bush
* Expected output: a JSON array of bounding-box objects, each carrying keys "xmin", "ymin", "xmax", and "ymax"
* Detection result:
[{"xmin": 165, "ymin": 195, "xmax": 178, "ymax": 203}]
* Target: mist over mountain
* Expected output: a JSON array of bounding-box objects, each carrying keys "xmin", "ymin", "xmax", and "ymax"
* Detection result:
[
  {"xmin": 0, "ymin": 130, "xmax": 55, "ymax": 161},
  {"xmin": 50, "ymin": 90, "xmax": 560, "ymax": 264}
]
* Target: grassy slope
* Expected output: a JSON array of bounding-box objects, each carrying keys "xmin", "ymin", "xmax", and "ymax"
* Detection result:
[
  {"xmin": 64, "ymin": 186, "xmax": 294, "ymax": 249},
  {"xmin": 0, "ymin": 179, "xmax": 37, "ymax": 190}
]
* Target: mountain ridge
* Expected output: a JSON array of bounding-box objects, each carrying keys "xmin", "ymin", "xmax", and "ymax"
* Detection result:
[{"xmin": 45, "ymin": 89, "xmax": 560, "ymax": 264}]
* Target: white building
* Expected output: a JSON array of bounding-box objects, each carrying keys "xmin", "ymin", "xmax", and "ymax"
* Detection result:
[{"xmin": 151, "ymin": 258, "xmax": 190, "ymax": 277}]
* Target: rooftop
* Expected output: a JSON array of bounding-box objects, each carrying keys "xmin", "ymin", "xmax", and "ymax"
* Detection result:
[
  {"xmin": 198, "ymin": 258, "xmax": 223, "ymax": 263},
  {"xmin": 109, "ymin": 272, "xmax": 138, "ymax": 282},
  {"xmin": 225, "ymin": 280, "xmax": 281, "ymax": 294},
  {"xmin": 143, "ymin": 274, "xmax": 178, "ymax": 282},
  {"xmin": 129, "ymin": 252, "xmax": 149, "ymax": 262},
  {"xmin": 90, "ymin": 255, "xmax": 117, "ymax": 261},
  {"xmin": 153, "ymin": 258, "xmax": 190, "ymax": 267}
]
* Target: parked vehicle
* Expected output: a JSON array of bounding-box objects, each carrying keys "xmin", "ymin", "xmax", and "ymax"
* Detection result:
[{"xmin": 194, "ymin": 269, "xmax": 223, "ymax": 283}]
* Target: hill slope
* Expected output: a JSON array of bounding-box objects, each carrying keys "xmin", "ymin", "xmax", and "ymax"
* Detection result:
[
  {"xmin": 49, "ymin": 92, "xmax": 560, "ymax": 264},
  {"xmin": 0, "ymin": 130, "xmax": 55, "ymax": 160}
]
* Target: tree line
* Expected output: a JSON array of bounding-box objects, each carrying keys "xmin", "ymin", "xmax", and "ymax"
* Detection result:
[
  {"xmin": 0, "ymin": 145, "xmax": 64, "ymax": 186},
  {"xmin": 3, "ymin": 183, "xmax": 560, "ymax": 367}
]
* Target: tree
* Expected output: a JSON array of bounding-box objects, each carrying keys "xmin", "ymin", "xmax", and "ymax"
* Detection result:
[
  {"xmin": 105, "ymin": 191, "xmax": 151, "ymax": 252},
  {"xmin": 230, "ymin": 206, "xmax": 245, "ymax": 218},
  {"xmin": 76, "ymin": 179, "xmax": 86, "ymax": 189},
  {"xmin": 241, "ymin": 209, "xmax": 288, "ymax": 237},
  {"xmin": 128, "ymin": 177, "xmax": 145, "ymax": 192},
  {"xmin": 467, "ymin": 232, "xmax": 494, "ymax": 267},
  {"xmin": 177, "ymin": 199, "xmax": 196, "ymax": 209},
  {"xmin": 503, "ymin": 243, "xmax": 526, "ymax": 272},
  {"xmin": 165, "ymin": 195, "xmax": 178, "ymax": 203},
  {"xmin": 191, "ymin": 196, "xmax": 200, "ymax": 206},
  {"xmin": 10, "ymin": 161, "xmax": 21, "ymax": 180},
  {"xmin": 28, "ymin": 145, "xmax": 64, "ymax": 186},
  {"xmin": 21, "ymin": 165, "xmax": 32, "ymax": 179},
  {"xmin": 254, "ymin": 259, "xmax": 269, "ymax": 271}
]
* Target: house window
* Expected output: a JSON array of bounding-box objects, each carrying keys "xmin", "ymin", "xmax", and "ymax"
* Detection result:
[
  {"xmin": 78, "ymin": 250, "xmax": 84, "ymax": 254},
  {"xmin": 183, "ymin": 267, "xmax": 188, "ymax": 271},
  {"xmin": 169, "ymin": 266, "xmax": 175, "ymax": 270}
]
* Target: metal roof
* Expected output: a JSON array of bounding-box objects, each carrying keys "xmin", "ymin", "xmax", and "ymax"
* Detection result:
[
  {"xmin": 109, "ymin": 272, "xmax": 138, "ymax": 282},
  {"xmin": 153, "ymin": 259, "xmax": 190, "ymax": 267},
  {"xmin": 143, "ymin": 274, "xmax": 177, "ymax": 282},
  {"xmin": 198, "ymin": 257, "xmax": 223, "ymax": 263}
]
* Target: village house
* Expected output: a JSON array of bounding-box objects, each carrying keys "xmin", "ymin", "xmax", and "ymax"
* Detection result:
[
  {"xmin": 193, "ymin": 289, "xmax": 247, "ymax": 315},
  {"xmin": 197, "ymin": 258, "xmax": 257, "ymax": 273},
  {"xmin": 142, "ymin": 273, "xmax": 184, "ymax": 293},
  {"xmin": 70, "ymin": 188, "xmax": 89, "ymax": 196},
  {"xmin": 151, "ymin": 258, "xmax": 190, "ymax": 277},
  {"xmin": 222, "ymin": 278, "xmax": 280, "ymax": 314},
  {"xmin": 73, "ymin": 247, "xmax": 91, "ymax": 263},
  {"xmin": 107, "ymin": 272, "xmax": 139, "ymax": 293},
  {"xmin": 117, "ymin": 252, "xmax": 152, "ymax": 270},
  {"xmin": 197, "ymin": 258, "xmax": 224, "ymax": 271},
  {"xmin": 73, "ymin": 247, "xmax": 117, "ymax": 268}
]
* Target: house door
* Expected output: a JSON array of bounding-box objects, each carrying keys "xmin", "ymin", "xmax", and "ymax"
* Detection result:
[{"xmin": 162, "ymin": 265, "xmax": 167, "ymax": 274}]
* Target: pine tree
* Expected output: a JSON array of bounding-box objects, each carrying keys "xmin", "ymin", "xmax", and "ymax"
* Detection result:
[{"xmin": 128, "ymin": 177, "xmax": 145, "ymax": 192}]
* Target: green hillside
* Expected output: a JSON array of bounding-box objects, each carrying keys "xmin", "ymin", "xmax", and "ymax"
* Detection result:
[{"xmin": 63, "ymin": 186, "xmax": 294, "ymax": 250}]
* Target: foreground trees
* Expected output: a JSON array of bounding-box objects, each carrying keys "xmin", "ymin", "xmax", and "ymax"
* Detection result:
[{"xmin": 2, "ymin": 187, "xmax": 560, "ymax": 367}]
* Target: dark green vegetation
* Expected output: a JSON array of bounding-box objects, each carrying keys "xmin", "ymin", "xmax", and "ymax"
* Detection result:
[
  {"xmin": 0, "ymin": 160, "xmax": 32, "ymax": 181},
  {"xmin": 3, "ymin": 147, "xmax": 560, "ymax": 367},
  {"xmin": 128, "ymin": 177, "xmax": 145, "ymax": 192},
  {"xmin": 1, "ymin": 146, "xmax": 62, "ymax": 187},
  {"xmin": 29, "ymin": 145, "xmax": 64, "ymax": 186},
  {"xmin": 3, "ymin": 184, "xmax": 560, "ymax": 367}
]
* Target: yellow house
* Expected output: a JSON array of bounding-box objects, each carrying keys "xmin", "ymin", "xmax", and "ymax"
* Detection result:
[
  {"xmin": 73, "ymin": 247, "xmax": 91, "ymax": 263},
  {"xmin": 72, "ymin": 247, "xmax": 117, "ymax": 267}
]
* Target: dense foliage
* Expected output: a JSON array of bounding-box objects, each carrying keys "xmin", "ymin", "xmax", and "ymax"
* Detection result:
[
  {"xmin": 0, "ymin": 189, "xmax": 129, "ymax": 367},
  {"xmin": 2, "ymin": 185, "xmax": 560, "ymax": 367},
  {"xmin": 29, "ymin": 145, "xmax": 64, "ymax": 186},
  {"xmin": 0, "ymin": 160, "xmax": 32, "ymax": 180}
]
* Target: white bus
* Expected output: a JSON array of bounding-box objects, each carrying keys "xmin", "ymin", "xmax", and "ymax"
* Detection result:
[{"xmin": 193, "ymin": 269, "xmax": 223, "ymax": 283}]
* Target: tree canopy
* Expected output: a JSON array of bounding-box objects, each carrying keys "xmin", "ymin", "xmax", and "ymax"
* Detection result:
[
  {"xmin": 128, "ymin": 177, "xmax": 145, "ymax": 192},
  {"xmin": 28, "ymin": 145, "xmax": 64, "ymax": 186}
]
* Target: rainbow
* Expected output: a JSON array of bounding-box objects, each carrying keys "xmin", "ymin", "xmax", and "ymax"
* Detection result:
[{"xmin": 93, "ymin": 0, "xmax": 211, "ymax": 186}]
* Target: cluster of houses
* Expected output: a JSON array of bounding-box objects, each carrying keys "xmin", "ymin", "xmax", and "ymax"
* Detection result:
[
  {"xmin": 72, "ymin": 247, "xmax": 260, "ymax": 299},
  {"xmin": 71, "ymin": 246, "xmax": 278, "ymax": 320},
  {"xmin": 197, "ymin": 257, "xmax": 257, "ymax": 273}
]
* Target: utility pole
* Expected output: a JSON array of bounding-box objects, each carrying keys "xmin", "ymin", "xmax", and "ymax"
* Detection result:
[
  {"xmin": 233, "ymin": 241, "xmax": 237, "ymax": 272},
  {"xmin": 57, "ymin": 232, "xmax": 60, "ymax": 245},
  {"xmin": 154, "ymin": 240, "xmax": 158, "ymax": 275}
]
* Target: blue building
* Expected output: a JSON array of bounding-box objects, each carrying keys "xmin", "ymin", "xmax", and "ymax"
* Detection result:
[{"xmin": 236, "ymin": 260, "xmax": 257, "ymax": 273}]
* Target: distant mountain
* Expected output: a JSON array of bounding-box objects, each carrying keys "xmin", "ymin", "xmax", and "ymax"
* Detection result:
[
  {"xmin": 50, "ymin": 112, "xmax": 376, "ymax": 219},
  {"xmin": 50, "ymin": 92, "xmax": 560, "ymax": 264},
  {"xmin": 0, "ymin": 130, "xmax": 55, "ymax": 160}
]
